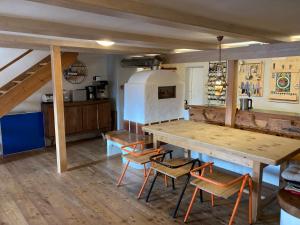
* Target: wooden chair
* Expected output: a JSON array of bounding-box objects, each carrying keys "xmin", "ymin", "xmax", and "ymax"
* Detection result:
[
  {"xmin": 184, "ymin": 162, "xmax": 253, "ymax": 225},
  {"xmin": 139, "ymin": 150, "xmax": 203, "ymax": 218},
  {"xmin": 116, "ymin": 141, "xmax": 162, "ymax": 197}
]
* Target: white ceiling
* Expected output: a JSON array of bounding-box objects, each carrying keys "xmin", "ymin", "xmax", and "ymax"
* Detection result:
[
  {"xmin": 0, "ymin": 0, "xmax": 244, "ymax": 43},
  {"xmin": 0, "ymin": 0, "xmax": 298, "ymax": 53},
  {"xmin": 143, "ymin": 0, "xmax": 300, "ymax": 34}
]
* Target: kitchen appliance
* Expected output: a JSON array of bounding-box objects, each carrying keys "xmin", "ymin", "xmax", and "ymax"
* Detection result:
[
  {"xmin": 42, "ymin": 94, "xmax": 53, "ymax": 103},
  {"xmin": 96, "ymin": 80, "xmax": 109, "ymax": 98},
  {"xmin": 86, "ymin": 85, "xmax": 96, "ymax": 100},
  {"xmin": 72, "ymin": 89, "xmax": 87, "ymax": 102},
  {"xmin": 240, "ymin": 98, "xmax": 253, "ymax": 111},
  {"xmin": 42, "ymin": 91, "xmax": 71, "ymax": 102}
]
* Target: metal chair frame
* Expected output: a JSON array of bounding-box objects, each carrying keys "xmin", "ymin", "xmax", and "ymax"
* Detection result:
[{"xmin": 139, "ymin": 150, "xmax": 203, "ymax": 218}]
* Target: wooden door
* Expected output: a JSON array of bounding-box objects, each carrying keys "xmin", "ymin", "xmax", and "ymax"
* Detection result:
[
  {"xmin": 64, "ymin": 106, "xmax": 83, "ymax": 134},
  {"xmin": 82, "ymin": 104, "xmax": 98, "ymax": 131},
  {"xmin": 98, "ymin": 102, "xmax": 111, "ymax": 130}
]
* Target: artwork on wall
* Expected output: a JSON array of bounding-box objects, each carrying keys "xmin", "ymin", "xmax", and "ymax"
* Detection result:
[
  {"xmin": 269, "ymin": 57, "xmax": 300, "ymax": 102},
  {"xmin": 207, "ymin": 61, "xmax": 227, "ymax": 105},
  {"xmin": 238, "ymin": 61, "xmax": 264, "ymax": 97}
]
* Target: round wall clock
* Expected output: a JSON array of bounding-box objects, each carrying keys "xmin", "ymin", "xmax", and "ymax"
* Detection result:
[{"xmin": 63, "ymin": 60, "xmax": 88, "ymax": 84}]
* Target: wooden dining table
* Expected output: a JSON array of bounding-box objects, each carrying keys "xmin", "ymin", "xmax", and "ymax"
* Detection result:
[{"xmin": 142, "ymin": 120, "xmax": 300, "ymax": 223}]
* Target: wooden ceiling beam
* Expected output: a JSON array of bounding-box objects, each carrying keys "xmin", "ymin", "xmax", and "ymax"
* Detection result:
[
  {"xmin": 166, "ymin": 41, "xmax": 300, "ymax": 64},
  {"xmin": 0, "ymin": 33, "xmax": 172, "ymax": 54},
  {"xmin": 28, "ymin": 0, "xmax": 288, "ymax": 43},
  {"xmin": 0, "ymin": 15, "xmax": 216, "ymax": 50}
]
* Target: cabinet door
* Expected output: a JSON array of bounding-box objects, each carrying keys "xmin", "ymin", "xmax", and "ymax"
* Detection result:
[
  {"xmin": 46, "ymin": 106, "xmax": 55, "ymax": 137},
  {"xmin": 82, "ymin": 104, "xmax": 98, "ymax": 131},
  {"xmin": 64, "ymin": 106, "xmax": 83, "ymax": 134},
  {"xmin": 98, "ymin": 102, "xmax": 111, "ymax": 130}
]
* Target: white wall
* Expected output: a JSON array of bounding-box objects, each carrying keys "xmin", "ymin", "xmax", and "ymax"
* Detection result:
[
  {"xmin": 165, "ymin": 58, "xmax": 300, "ymax": 113},
  {"xmin": 0, "ymin": 48, "xmax": 109, "ymax": 113},
  {"xmin": 107, "ymin": 55, "xmax": 136, "ymax": 129}
]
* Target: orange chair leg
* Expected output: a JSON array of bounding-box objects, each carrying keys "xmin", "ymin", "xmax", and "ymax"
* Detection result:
[
  {"xmin": 143, "ymin": 164, "xmax": 147, "ymax": 177},
  {"xmin": 164, "ymin": 175, "xmax": 168, "ymax": 187},
  {"xmin": 248, "ymin": 178, "xmax": 253, "ymax": 224},
  {"xmin": 211, "ymin": 194, "xmax": 214, "ymax": 207},
  {"xmin": 117, "ymin": 160, "xmax": 130, "ymax": 187},
  {"xmin": 137, "ymin": 168, "xmax": 152, "ymax": 199},
  {"xmin": 184, "ymin": 187, "xmax": 199, "ymax": 223},
  {"xmin": 229, "ymin": 178, "xmax": 247, "ymax": 225}
]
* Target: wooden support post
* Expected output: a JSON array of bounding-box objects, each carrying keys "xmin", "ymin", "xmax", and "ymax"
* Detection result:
[
  {"xmin": 225, "ymin": 60, "xmax": 238, "ymax": 127},
  {"xmin": 51, "ymin": 45, "xmax": 67, "ymax": 173}
]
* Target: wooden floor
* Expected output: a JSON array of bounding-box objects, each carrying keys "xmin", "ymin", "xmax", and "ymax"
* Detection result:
[{"xmin": 0, "ymin": 139, "xmax": 280, "ymax": 225}]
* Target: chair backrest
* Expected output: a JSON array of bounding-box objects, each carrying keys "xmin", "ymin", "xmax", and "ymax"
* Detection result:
[
  {"xmin": 121, "ymin": 141, "xmax": 161, "ymax": 157},
  {"xmin": 190, "ymin": 162, "xmax": 250, "ymax": 188}
]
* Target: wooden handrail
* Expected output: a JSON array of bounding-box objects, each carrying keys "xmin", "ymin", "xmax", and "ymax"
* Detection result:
[{"xmin": 0, "ymin": 49, "xmax": 33, "ymax": 72}]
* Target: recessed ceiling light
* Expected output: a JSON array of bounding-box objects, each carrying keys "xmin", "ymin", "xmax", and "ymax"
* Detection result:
[
  {"xmin": 173, "ymin": 49, "xmax": 202, "ymax": 54},
  {"xmin": 145, "ymin": 53, "xmax": 160, "ymax": 57},
  {"xmin": 96, "ymin": 40, "xmax": 115, "ymax": 47},
  {"xmin": 290, "ymin": 35, "xmax": 300, "ymax": 42},
  {"xmin": 222, "ymin": 41, "xmax": 267, "ymax": 48}
]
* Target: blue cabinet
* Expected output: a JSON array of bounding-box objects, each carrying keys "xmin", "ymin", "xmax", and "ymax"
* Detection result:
[{"xmin": 0, "ymin": 112, "xmax": 45, "ymax": 156}]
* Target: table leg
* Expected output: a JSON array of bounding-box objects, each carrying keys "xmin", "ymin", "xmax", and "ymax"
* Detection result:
[
  {"xmin": 279, "ymin": 161, "xmax": 288, "ymax": 189},
  {"xmin": 153, "ymin": 136, "xmax": 160, "ymax": 149},
  {"xmin": 184, "ymin": 149, "xmax": 191, "ymax": 158},
  {"xmin": 252, "ymin": 161, "xmax": 264, "ymax": 223}
]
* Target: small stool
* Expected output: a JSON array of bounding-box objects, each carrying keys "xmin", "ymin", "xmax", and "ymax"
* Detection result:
[{"xmin": 277, "ymin": 189, "xmax": 300, "ymax": 225}]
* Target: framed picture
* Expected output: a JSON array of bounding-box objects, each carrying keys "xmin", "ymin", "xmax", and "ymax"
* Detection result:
[{"xmin": 238, "ymin": 61, "xmax": 263, "ymax": 97}]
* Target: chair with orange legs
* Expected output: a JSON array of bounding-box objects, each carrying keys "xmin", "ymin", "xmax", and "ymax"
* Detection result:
[
  {"xmin": 184, "ymin": 162, "xmax": 253, "ymax": 225},
  {"xmin": 116, "ymin": 141, "xmax": 162, "ymax": 197}
]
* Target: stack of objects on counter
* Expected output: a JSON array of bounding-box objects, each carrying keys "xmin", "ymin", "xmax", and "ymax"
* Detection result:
[{"xmin": 282, "ymin": 162, "xmax": 300, "ymax": 196}]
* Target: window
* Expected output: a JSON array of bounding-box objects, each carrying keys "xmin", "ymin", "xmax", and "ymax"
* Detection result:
[{"xmin": 158, "ymin": 86, "xmax": 176, "ymax": 99}]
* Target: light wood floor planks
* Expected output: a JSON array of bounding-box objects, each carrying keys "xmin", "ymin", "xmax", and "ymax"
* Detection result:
[{"xmin": 0, "ymin": 139, "xmax": 280, "ymax": 225}]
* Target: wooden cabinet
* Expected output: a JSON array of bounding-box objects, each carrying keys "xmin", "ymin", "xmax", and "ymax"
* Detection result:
[
  {"xmin": 98, "ymin": 101, "xmax": 111, "ymax": 129},
  {"xmin": 65, "ymin": 106, "xmax": 83, "ymax": 134},
  {"xmin": 82, "ymin": 104, "xmax": 98, "ymax": 131},
  {"xmin": 42, "ymin": 100, "xmax": 112, "ymax": 139}
]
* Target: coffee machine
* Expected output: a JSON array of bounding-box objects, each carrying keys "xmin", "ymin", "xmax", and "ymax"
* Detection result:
[
  {"xmin": 96, "ymin": 80, "xmax": 109, "ymax": 99},
  {"xmin": 86, "ymin": 86, "xmax": 96, "ymax": 100}
]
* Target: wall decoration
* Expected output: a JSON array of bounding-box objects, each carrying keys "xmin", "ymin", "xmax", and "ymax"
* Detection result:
[
  {"xmin": 238, "ymin": 61, "xmax": 263, "ymax": 97},
  {"xmin": 64, "ymin": 60, "xmax": 88, "ymax": 84},
  {"xmin": 207, "ymin": 61, "xmax": 227, "ymax": 105},
  {"xmin": 269, "ymin": 57, "xmax": 300, "ymax": 102}
]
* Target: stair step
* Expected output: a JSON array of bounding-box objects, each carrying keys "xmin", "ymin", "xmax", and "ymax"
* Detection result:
[
  {"xmin": 16, "ymin": 73, "xmax": 32, "ymax": 81},
  {"xmin": 39, "ymin": 62, "xmax": 48, "ymax": 66},
  {"xmin": 12, "ymin": 80, "xmax": 22, "ymax": 84},
  {"xmin": 0, "ymin": 90, "xmax": 7, "ymax": 94},
  {"xmin": 0, "ymin": 82, "xmax": 17, "ymax": 92},
  {"xmin": 26, "ymin": 71, "xmax": 35, "ymax": 75}
]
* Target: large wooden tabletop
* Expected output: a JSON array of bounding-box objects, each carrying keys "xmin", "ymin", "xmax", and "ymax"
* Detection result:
[
  {"xmin": 143, "ymin": 120, "xmax": 300, "ymax": 222},
  {"xmin": 143, "ymin": 120, "xmax": 300, "ymax": 166}
]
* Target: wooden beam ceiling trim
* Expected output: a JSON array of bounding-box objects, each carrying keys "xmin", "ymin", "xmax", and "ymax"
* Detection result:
[
  {"xmin": 166, "ymin": 41, "xmax": 300, "ymax": 64},
  {"xmin": 0, "ymin": 15, "xmax": 216, "ymax": 50},
  {"xmin": 28, "ymin": 0, "xmax": 288, "ymax": 43},
  {"xmin": 0, "ymin": 33, "xmax": 172, "ymax": 54}
]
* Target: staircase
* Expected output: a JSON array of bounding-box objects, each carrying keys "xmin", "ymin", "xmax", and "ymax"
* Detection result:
[{"xmin": 0, "ymin": 52, "xmax": 78, "ymax": 117}]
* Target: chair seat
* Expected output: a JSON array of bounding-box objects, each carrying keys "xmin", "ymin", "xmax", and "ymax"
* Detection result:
[
  {"xmin": 123, "ymin": 151, "xmax": 159, "ymax": 165},
  {"xmin": 190, "ymin": 170, "xmax": 244, "ymax": 199},
  {"xmin": 151, "ymin": 158, "xmax": 193, "ymax": 179}
]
